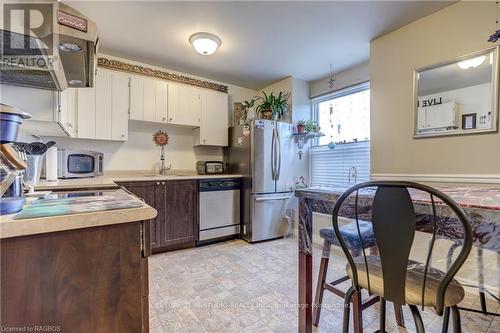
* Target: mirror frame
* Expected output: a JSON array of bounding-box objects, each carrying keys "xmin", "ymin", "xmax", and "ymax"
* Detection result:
[{"xmin": 413, "ymin": 46, "xmax": 499, "ymax": 138}]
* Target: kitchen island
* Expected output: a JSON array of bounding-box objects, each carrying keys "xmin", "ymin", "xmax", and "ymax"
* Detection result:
[
  {"xmin": 295, "ymin": 183, "xmax": 500, "ymax": 333},
  {"xmin": 0, "ymin": 190, "xmax": 157, "ymax": 333}
]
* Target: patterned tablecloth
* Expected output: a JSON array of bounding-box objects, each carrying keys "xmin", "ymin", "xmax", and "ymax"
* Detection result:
[{"xmin": 295, "ymin": 184, "xmax": 500, "ymax": 253}]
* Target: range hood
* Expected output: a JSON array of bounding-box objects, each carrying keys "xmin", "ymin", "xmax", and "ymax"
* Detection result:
[{"xmin": 0, "ymin": 1, "xmax": 98, "ymax": 91}]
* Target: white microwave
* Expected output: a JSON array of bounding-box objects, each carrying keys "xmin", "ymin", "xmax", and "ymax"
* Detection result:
[{"xmin": 56, "ymin": 149, "xmax": 103, "ymax": 178}]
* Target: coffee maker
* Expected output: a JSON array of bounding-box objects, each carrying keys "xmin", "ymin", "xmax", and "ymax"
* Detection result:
[{"xmin": 0, "ymin": 103, "xmax": 31, "ymax": 215}]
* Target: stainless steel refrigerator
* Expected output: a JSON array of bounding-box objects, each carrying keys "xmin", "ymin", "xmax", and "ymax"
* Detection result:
[{"xmin": 227, "ymin": 119, "xmax": 295, "ymax": 242}]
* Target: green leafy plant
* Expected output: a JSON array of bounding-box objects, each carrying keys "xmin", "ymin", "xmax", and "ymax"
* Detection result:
[
  {"xmin": 243, "ymin": 99, "xmax": 256, "ymax": 109},
  {"xmin": 305, "ymin": 120, "xmax": 320, "ymax": 132},
  {"xmin": 256, "ymin": 91, "xmax": 290, "ymax": 120},
  {"xmin": 296, "ymin": 120, "xmax": 306, "ymax": 126}
]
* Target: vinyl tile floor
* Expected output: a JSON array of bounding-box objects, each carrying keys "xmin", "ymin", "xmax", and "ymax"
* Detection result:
[{"xmin": 148, "ymin": 238, "xmax": 499, "ymax": 333}]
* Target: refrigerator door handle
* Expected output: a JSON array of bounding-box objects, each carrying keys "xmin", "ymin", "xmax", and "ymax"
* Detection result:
[
  {"xmin": 276, "ymin": 128, "xmax": 281, "ymax": 180},
  {"xmin": 271, "ymin": 127, "xmax": 276, "ymax": 180}
]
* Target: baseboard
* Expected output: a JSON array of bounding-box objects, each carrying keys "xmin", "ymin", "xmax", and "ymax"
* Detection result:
[{"xmin": 371, "ymin": 173, "xmax": 500, "ymax": 184}]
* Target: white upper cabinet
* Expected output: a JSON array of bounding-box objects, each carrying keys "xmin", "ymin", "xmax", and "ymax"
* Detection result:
[
  {"xmin": 168, "ymin": 83, "xmax": 201, "ymax": 126},
  {"xmin": 143, "ymin": 78, "xmax": 156, "ymax": 122},
  {"xmin": 95, "ymin": 69, "xmax": 113, "ymax": 140},
  {"xmin": 76, "ymin": 88, "xmax": 96, "ymax": 139},
  {"xmin": 111, "ymin": 72, "xmax": 130, "ymax": 141},
  {"xmin": 155, "ymin": 80, "xmax": 168, "ymax": 123},
  {"xmin": 193, "ymin": 90, "xmax": 228, "ymax": 146},
  {"xmin": 58, "ymin": 88, "xmax": 77, "ymax": 137},
  {"xmin": 129, "ymin": 75, "xmax": 144, "ymax": 121}
]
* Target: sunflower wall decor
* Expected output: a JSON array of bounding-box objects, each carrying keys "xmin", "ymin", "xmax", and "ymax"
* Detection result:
[{"xmin": 153, "ymin": 130, "xmax": 171, "ymax": 175}]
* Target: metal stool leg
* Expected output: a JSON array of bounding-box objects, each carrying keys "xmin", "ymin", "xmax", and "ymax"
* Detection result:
[
  {"xmin": 409, "ymin": 305, "xmax": 425, "ymax": 333},
  {"xmin": 451, "ymin": 306, "xmax": 462, "ymax": 333},
  {"xmin": 353, "ymin": 290, "xmax": 363, "ymax": 333},
  {"xmin": 477, "ymin": 248, "xmax": 488, "ymax": 313},
  {"xmin": 442, "ymin": 307, "xmax": 450, "ymax": 333},
  {"xmin": 343, "ymin": 287, "xmax": 356, "ymax": 333},
  {"xmin": 313, "ymin": 256, "xmax": 329, "ymax": 326},
  {"xmin": 378, "ymin": 298, "xmax": 386, "ymax": 333}
]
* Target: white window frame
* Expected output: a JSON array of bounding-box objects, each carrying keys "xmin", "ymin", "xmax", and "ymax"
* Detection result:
[{"xmin": 309, "ymin": 81, "xmax": 370, "ymax": 183}]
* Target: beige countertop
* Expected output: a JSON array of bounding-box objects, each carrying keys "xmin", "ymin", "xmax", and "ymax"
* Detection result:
[
  {"xmin": 0, "ymin": 200, "xmax": 157, "ymax": 240},
  {"xmin": 35, "ymin": 170, "xmax": 243, "ymax": 191},
  {"xmin": 1, "ymin": 171, "xmax": 240, "ymax": 239}
]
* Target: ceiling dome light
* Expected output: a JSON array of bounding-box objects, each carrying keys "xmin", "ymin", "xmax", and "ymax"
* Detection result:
[
  {"xmin": 457, "ymin": 56, "xmax": 486, "ymax": 70},
  {"xmin": 189, "ymin": 32, "xmax": 221, "ymax": 56}
]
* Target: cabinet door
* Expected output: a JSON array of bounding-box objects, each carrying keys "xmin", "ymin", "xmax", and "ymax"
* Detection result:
[
  {"xmin": 167, "ymin": 83, "xmax": 200, "ymax": 126},
  {"xmin": 117, "ymin": 182, "xmax": 161, "ymax": 250},
  {"xmin": 161, "ymin": 180, "xmax": 198, "ymax": 249},
  {"xmin": 197, "ymin": 90, "xmax": 228, "ymax": 146},
  {"xmin": 95, "ymin": 69, "xmax": 113, "ymax": 140},
  {"xmin": 76, "ymin": 88, "xmax": 96, "ymax": 139},
  {"xmin": 143, "ymin": 78, "xmax": 156, "ymax": 122},
  {"xmin": 130, "ymin": 75, "xmax": 144, "ymax": 121},
  {"xmin": 111, "ymin": 72, "xmax": 130, "ymax": 141},
  {"xmin": 58, "ymin": 89, "xmax": 77, "ymax": 137},
  {"xmin": 155, "ymin": 81, "xmax": 168, "ymax": 123}
]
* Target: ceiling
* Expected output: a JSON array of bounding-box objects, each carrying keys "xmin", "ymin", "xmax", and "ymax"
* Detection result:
[{"xmin": 69, "ymin": 1, "xmax": 453, "ymax": 89}]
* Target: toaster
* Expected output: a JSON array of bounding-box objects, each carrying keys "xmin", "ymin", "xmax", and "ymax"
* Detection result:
[{"xmin": 196, "ymin": 161, "xmax": 224, "ymax": 175}]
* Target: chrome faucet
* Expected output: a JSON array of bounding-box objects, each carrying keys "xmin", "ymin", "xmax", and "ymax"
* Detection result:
[
  {"xmin": 348, "ymin": 166, "xmax": 358, "ymax": 184},
  {"xmin": 159, "ymin": 146, "xmax": 172, "ymax": 175}
]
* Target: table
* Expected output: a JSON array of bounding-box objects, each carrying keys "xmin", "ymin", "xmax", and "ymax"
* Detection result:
[{"xmin": 295, "ymin": 184, "xmax": 500, "ymax": 333}]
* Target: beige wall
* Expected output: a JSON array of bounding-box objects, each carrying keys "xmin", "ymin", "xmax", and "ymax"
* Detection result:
[
  {"xmin": 309, "ymin": 62, "xmax": 369, "ymax": 99},
  {"xmin": 370, "ymin": 1, "xmax": 500, "ymax": 181}
]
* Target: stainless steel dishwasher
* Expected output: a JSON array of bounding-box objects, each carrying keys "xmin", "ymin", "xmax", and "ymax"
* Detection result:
[{"xmin": 199, "ymin": 178, "xmax": 241, "ymax": 244}]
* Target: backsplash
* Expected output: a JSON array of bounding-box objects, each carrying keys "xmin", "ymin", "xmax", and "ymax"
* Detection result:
[{"xmin": 41, "ymin": 121, "xmax": 223, "ymax": 171}]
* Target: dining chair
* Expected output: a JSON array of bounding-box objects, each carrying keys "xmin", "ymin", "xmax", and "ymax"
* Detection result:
[
  {"xmin": 313, "ymin": 220, "xmax": 405, "ymax": 331},
  {"xmin": 331, "ymin": 181, "xmax": 472, "ymax": 333}
]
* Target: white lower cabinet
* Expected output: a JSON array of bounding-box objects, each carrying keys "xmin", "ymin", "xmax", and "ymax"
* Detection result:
[{"xmin": 193, "ymin": 90, "xmax": 228, "ymax": 146}]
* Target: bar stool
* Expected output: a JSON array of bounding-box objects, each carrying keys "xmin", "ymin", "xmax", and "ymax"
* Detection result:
[{"xmin": 313, "ymin": 220, "xmax": 405, "ymax": 331}]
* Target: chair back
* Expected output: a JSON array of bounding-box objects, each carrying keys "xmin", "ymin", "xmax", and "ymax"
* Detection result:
[{"xmin": 331, "ymin": 181, "xmax": 472, "ymax": 315}]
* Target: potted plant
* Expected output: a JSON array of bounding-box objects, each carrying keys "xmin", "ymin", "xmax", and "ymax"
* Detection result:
[
  {"xmin": 296, "ymin": 120, "xmax": 306, "ymax": 133},
  {"xmin": 256, "ymin": 91, "xmax": 290, "ymax": 120},
  {"xmin": 243, "ymin": 99, "xmax": 256, "ymax": 120}
]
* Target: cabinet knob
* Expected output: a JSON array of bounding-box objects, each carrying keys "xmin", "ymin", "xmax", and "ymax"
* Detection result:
[
  {"xmin": 121, "ymin": 134, "xmax": 125, "ymax": 138},
  {"xmin": 203, "ymin": 139, "xmax": 206, "ymax": 144},
  {"xmin": 156, "ymin": 182, "xmax": 160, "ymax": 185},
  {"xmin": 162, "ymin": 117, "xmax": 166, "ymax": 121},
  {"xmin": 161, "ymin": 182, "xmax": 165, "ymax": 185},
  {"xmin": 169, "ymin": 117, "xmax": 173, "ymax": 121}
]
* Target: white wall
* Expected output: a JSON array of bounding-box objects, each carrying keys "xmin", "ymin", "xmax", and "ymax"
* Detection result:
[{"xmin": 0, "ymin": 53, "xmax": 257, "ymax": 172}]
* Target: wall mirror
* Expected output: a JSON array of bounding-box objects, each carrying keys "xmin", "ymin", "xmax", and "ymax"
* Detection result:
[{"xmin": 414, "ymin": 47, "xmax": 499, "ymax": 138}]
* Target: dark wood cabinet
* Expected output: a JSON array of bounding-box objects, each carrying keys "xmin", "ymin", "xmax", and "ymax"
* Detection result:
[
  {"xmin": 118, "ymin": 180, "xmax": 198, "ymax": 253},
  {"xmin": 119, "ymin": 181, "xmax": 161, "ymax": 249},
  {"xmin": 1, "ymin": 222, "xmax": 149, "ymax": 333}
]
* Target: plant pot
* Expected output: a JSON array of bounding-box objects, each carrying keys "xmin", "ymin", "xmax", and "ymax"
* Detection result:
[
  {"xmin": 297, "ymin": 124, "xmax": 305, "ymax": 133},
  {"xmin": 260, "ymin": 109, "xmax": 273, "ymax": 120}
]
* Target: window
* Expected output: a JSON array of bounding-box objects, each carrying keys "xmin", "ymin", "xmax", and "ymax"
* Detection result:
[{"xmin": 310, "ymin": 82, "xmax": 370, "ymax": 187}]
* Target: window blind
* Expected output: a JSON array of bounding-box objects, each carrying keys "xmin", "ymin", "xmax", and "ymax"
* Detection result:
[{"xmin": 310, "ymin": 140, "xmax": 370, "ymax": 187}]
